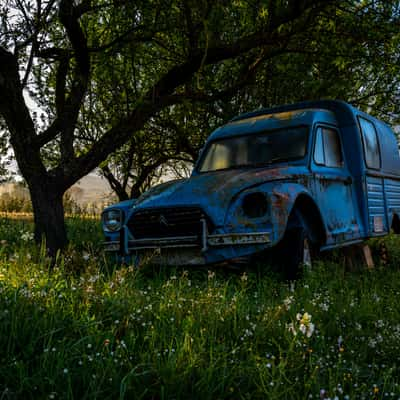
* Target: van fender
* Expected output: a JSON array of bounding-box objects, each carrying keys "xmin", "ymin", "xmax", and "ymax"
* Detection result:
[{"xmin": 268, "ymin": 182, "xmax": 327, "ymax": 245}]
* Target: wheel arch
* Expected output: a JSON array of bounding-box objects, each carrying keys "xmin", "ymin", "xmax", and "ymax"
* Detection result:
[
  {"xmin": 289, "ymin": 193, "xmax": 327, "ymax": 246},
  {"xmin": 392, "ymin": 213, "xmax": 400, "ymax": 234}
]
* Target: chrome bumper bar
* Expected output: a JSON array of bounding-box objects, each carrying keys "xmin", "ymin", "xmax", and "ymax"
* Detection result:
[{"xmin": 103, "ymin": 231, "xmax": 270, "ymax": 253}]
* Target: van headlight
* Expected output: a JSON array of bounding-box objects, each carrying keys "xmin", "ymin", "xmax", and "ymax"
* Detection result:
[
  {"xmin": 242, "ymin": 192, "xmax": 269, "ymax": 218},
  {"xmin": 102, "ymin": 209, "xmax": 124, "ymax": 232}
]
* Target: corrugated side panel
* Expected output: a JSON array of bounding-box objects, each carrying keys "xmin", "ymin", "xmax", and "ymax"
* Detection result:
[
  {"xmin": 385, "ymin": 178, "xmax": 400, "ymax": 216},
  {"xmin": 366, "ymin": 176, "xmax": 387, "ymax": 234}
]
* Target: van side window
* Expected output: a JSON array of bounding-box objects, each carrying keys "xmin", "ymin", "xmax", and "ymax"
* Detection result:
[
  {"xmin": 314, "ymin": 127, "xmax": 343, "ymax": 167},
  {"xmin": 359, "ymin": 117, "xmax": 380, "ymax": 169}
]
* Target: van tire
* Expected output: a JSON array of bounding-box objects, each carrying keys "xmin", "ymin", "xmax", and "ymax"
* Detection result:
[{"xmin": 275, "ymin": 227, "xmax": 312, "ymax": 280}]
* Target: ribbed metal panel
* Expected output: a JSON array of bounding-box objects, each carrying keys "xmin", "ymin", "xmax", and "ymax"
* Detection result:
[
  {"xmin": 366, "ymin": 176, "xmax": 386, "ymax": 233},
  {"xmin": 385, "ymin": 179, "xmax": 400, "ymax": 212}
]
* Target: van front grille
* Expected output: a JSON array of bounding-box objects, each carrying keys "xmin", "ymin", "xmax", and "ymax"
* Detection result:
[{"xmin": 127, "ymin": 207, "xmax": 213, "ymax": 239}]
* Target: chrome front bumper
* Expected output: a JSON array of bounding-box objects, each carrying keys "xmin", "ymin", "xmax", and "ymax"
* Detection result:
[{"xmin": 103, "ymin": 231, "xmax": 270, "ymax": 253}]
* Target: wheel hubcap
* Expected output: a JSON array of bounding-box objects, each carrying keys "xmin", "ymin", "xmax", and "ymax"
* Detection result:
[{"xmin": 303, "ymin": 238, "xmax": 312, "ymax": 268}]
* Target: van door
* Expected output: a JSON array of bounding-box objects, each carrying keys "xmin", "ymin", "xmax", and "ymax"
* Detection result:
[
  {"xmin": 312, "ymin": 125, "xmax": 360, "ymax": 245},
  {"xmin": 358, "ymin": 117, "xmax": 389, "ymax": 235}
]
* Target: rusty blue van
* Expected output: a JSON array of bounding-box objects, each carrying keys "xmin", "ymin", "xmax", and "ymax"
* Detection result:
[{"xmin": 102, "ymin": 100, "xmax": 400, "ymax": 275}]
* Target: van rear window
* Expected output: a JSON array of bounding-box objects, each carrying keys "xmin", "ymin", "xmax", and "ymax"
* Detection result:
[{"xmin": 359, "ymin": 117, "xmax": 381, "ymax": 169}]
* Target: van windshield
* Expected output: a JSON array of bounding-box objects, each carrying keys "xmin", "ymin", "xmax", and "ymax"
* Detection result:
[{"xmin": 198, "ymin": 126, "xmax": 309, "ymax": 172}]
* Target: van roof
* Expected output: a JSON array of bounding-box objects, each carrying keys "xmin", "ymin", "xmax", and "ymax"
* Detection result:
[
  {"xmin": 231, "ymin": 99, "xmax": 360, "ymax": 128},
  {"xmin": 208, "ymin": 107, "xmax": 336, "ymax": 141}
]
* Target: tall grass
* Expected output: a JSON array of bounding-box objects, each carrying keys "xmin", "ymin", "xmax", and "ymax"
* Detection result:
[{"xmin": 1, "ymin": 217, "xmax": 400, "ymax": 399}]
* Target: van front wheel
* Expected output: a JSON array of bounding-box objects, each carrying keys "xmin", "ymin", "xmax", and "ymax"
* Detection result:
[{"xmin": 276, "ymin": 226, "xmax": 314, "ymax": 280}]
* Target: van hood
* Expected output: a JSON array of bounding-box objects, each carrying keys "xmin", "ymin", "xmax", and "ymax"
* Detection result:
[{"xmin": 132, "ymin": 166, "xmax": 309, "ymax": 225}]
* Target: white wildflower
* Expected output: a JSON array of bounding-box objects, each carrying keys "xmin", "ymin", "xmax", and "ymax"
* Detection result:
[
  {"xmin": 283, "ymin": 296, "xmax": 294, "ymax": 310},
  {"xmin": 289, "ymin": 312, "xmax": 315, "ymax": 338}
]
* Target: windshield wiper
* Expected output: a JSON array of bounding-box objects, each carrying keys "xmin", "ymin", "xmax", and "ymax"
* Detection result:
[{"xmin": 237, "ymin": 159, "xmax": 285, "ymax": 168}]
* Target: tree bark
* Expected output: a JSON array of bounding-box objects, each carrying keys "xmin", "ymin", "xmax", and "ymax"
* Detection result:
[{"xmin": 28, "ymin": 181, "xmax": 67, "ymax": 258}]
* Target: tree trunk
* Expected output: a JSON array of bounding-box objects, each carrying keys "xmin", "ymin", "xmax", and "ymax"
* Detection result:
[{"xmin": 29, "ymin": 184, "xmax": 67, "ymax": 257}]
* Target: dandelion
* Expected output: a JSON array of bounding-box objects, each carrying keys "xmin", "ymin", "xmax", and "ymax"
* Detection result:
[{"xmin": 63, "ymin": 368, "xmax": 68, "ymax": 374}]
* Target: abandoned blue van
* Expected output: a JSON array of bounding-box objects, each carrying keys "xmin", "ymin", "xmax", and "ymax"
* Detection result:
[{"xmin": 102, "ymin": 100, "xmax": 400, "ymax": 275}]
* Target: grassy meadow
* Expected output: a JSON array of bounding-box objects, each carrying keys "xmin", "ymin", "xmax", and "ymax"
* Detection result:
[{"xmin": 1, "ymin": 216, "xmax": 400, "ymax": 399}]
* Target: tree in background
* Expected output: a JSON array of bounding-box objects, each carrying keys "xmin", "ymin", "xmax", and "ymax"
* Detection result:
[
  {"xmin": 99, "ymin": 103, "xmax": 214, "ymax": 201},
  {"xmin": 0, "ymin": 0, "xmax": 399, "ymax": 255}
]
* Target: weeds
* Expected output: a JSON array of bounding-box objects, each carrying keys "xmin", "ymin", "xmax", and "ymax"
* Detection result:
[{"xmin": 1, "ymin": 217, "xmax": 400, "ymax": 399}]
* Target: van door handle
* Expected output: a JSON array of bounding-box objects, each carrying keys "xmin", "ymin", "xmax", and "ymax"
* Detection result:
[{"xmin": 313, "ymin": 174, "xmax": 353, "ymax": 185}]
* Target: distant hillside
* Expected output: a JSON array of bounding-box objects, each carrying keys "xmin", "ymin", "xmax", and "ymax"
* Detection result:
[
  {"xmin": 0, "ymin": 173, "xmax": 116, "ymax": 208},
  {"xmin": 69, "ymin": 174, "xmax": 115, "ymax": 206}
]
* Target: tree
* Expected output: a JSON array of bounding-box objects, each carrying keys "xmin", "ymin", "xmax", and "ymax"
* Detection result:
[
  {"xmin": 0, "ymin": 0, "xmax": 399, "ymax": 256},
  {"xmin": 99, "ymin": 105, "xmax": 214, "ymax": 201},
  {"xmin": 93, "ymin": 1, "xmax": 400, "ymax": 202}
]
